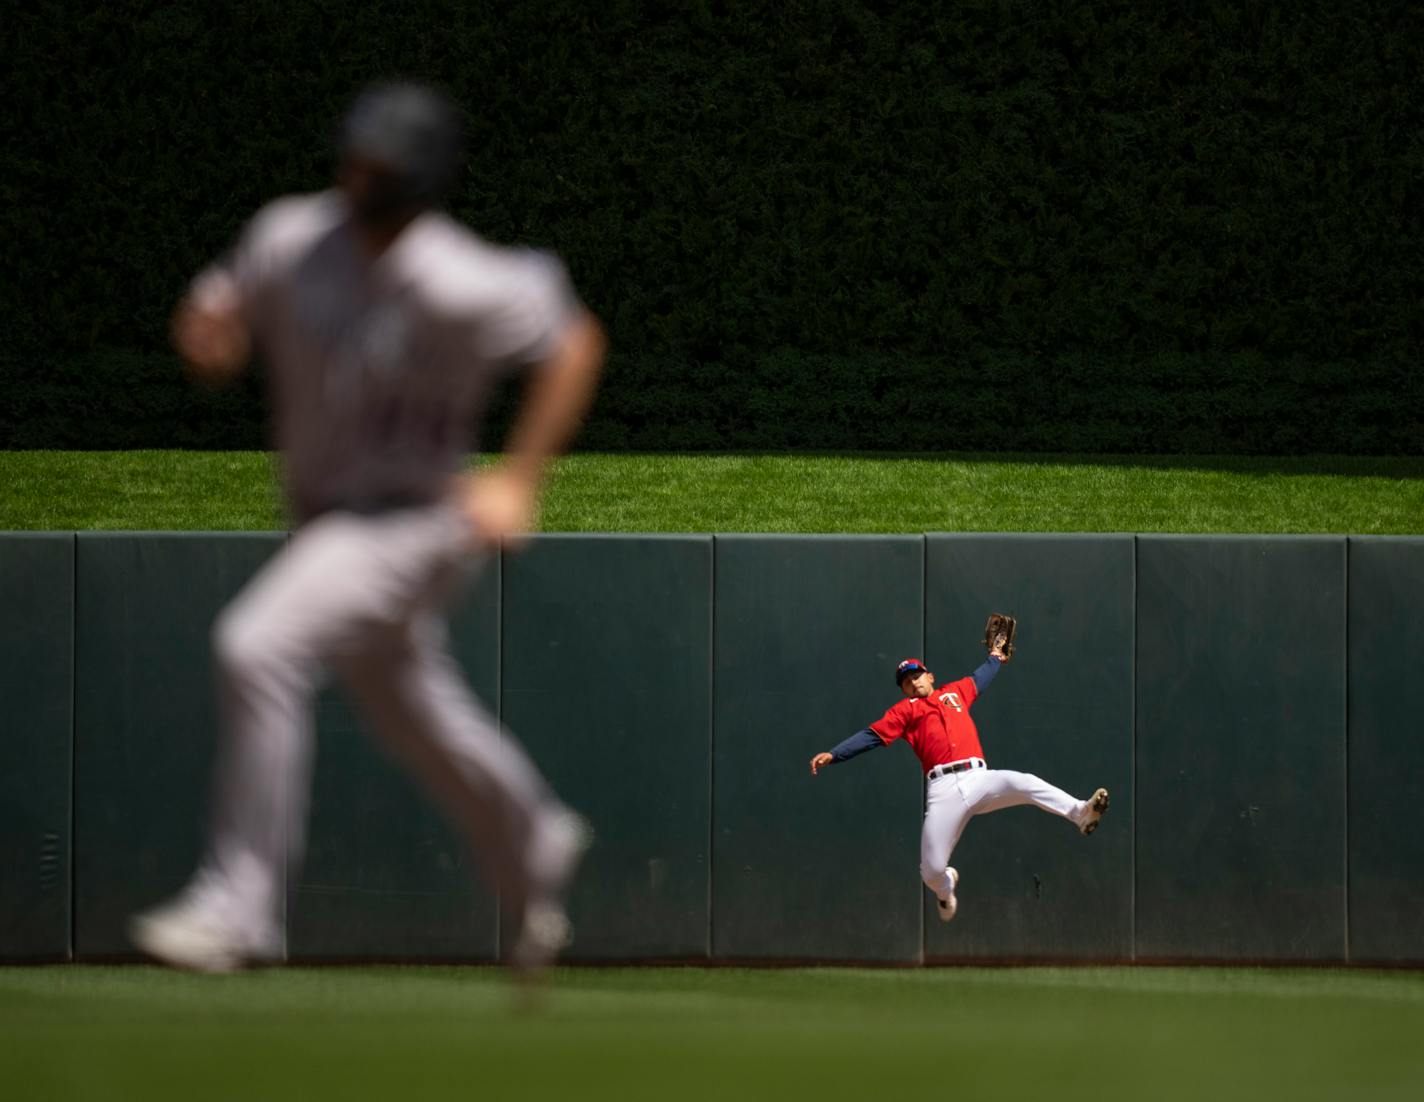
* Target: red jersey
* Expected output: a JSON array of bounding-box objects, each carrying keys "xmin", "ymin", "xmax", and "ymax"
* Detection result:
[{"xmin": 870, "ymin": 676, "xmax": 985, "ymax": 774}]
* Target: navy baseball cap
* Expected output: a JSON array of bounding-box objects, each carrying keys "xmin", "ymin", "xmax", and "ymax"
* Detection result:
[{"xmin": 895, "ymin": 658, "xmax": 929, "ymax": 685}]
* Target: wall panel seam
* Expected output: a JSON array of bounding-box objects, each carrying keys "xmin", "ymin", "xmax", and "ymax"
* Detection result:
[
  {"xmin": 917, "ymin": 534, "xmax": 926, "ymax": 965},
  {"xmin": 68, "ymin": 531, "xmax": 77, "ymax": 962},
  {"xmin": 1342, "ymin": 537, "xmax": 1350, "ymax": 963},
  {"xmin": 707, "ymin": 536, "xmax": 716, "ymax": 960},
  {"xmin": 1130, "ymin": 533, "xmax": 1138, "ymax": 963}
]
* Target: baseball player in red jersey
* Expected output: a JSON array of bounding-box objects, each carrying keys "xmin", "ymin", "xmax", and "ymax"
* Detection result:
[
  {"xmin": 810, "ymin": 635, "xmax": 1109, "ymax": 922},
  {"xmin": 129, "ymin": 83, "xmax": 606, "ymax": 978}
]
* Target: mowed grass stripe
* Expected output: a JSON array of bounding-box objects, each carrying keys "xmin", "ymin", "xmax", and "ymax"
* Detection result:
[
  {"xmin": 2, "ymin": 965, "xmax": 1423, "ymax": 1101},
  {"xmin": 0, "ymin": 450, "xmax": 1420, "ymax": 533}
]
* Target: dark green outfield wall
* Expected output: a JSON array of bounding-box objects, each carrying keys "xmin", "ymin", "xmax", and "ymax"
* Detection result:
[
  {"xmin": 0, "ymin": 535, "xmax": 72, "ymax": 961},
  {"xmin": 2, "ymin": 532, "xmax": 1422, "ymax": 964},
  {"xmin": 1135, "ymin": 537, "xmax": 1347, "ymax": 960},
  {"xmin": 1346, "ymin": 538, "xmax": 1424, "ymax": 962},
  {"xmin": 713, "ymin": 536, "xmax": 924, "ymax": 962},
  {"xmin": 4, "ymin": 1, "xmax": 1422, "ymax": 454},
  {"xmin": 71, "ymin": 534, "xmax": 287, "ymax": 958},
  {"xmin": 504, "ymin": 535, "xmax": 713, "ymax": 960},
  {"xmin": 923, "ymin": 535, "xmax": 1134, "ymax": 961},
  {"xmin": 289, "ymin": 557, "xmax": 502, "ymax": 961}
]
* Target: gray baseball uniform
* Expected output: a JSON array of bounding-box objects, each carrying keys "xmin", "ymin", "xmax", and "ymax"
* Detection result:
[{"xmin": 178, "ymin": 190, "xmax": 580, "ymax": 958}]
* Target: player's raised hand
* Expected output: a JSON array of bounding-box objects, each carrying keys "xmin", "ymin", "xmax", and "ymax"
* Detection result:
[
  {"xmin": 809, "ymin": 752, "xmax": 833, "ymax": 776},
  {"xmin": 455, "ymin": 465, "xmax": 539, "ymax": 548},
  {"xmin": 171, "ymin": 276, "xmax": 250, "ymax": 383},
  {"xmin": 982, "ymin": 613, "xmax": 1016, "ymax": 662}
]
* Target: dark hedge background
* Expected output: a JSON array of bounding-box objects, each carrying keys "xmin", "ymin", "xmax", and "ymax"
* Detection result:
[{"xmin": 3, "ymin": 0, "xmax": 1422, "ymax": 452}]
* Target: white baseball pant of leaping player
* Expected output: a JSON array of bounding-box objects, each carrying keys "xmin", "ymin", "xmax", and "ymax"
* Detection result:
[{"xmin": 919, "ymin": 765, "xmax": 1093, "ymax": 902}]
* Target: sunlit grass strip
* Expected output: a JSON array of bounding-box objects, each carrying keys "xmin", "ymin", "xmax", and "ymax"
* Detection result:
[{"xmin": 0, "ymin": 451, "xmax": 1419, "ymax": 534}]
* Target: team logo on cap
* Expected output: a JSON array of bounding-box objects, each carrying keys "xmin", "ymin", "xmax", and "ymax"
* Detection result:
[{"xmin": 896, "ymin": 658, "xmax": 927, "ymax": 683}]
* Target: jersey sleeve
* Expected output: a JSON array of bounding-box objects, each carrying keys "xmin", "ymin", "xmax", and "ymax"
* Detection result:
[
  {"xmin": 869, "ymin": 700, "xmax": 912, "ymax": 744},
  {"xmin": 469, "ymin": 247, "xmax": 579, "ymax": 371},
  {"xmin": 949, "ymin": 676, "xmax": 979, "ymax": 710}
]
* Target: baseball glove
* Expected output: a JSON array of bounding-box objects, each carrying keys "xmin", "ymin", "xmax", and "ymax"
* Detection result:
[{"xmin": 983, "ymin": 613, "xmax": 1016, "ymax": 661}]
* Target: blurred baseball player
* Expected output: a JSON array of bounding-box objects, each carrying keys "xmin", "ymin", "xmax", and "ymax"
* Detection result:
[
  {"xmin": 809, "ymin": 621, "xmax": 1109, "ymax": 922},
  {"xmin": 130, "ymin": 82, "xmax": 606, "ymax": 976}
]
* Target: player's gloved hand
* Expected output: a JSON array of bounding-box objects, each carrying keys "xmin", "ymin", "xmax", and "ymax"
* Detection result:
[
  {"xmin": 983, "ymin": 613, "xmax": 1016, "ymax": 663},
  {"xmin": 172, "ymin": 275, "xmax": 250, "ymax": 384},
  {"xmin": 455, "ymin": 465, "xmax": 539, "ymax": 548},
  {"xmin": 809, "ymin": 752, "xmax": 834, "ymax": 775}
]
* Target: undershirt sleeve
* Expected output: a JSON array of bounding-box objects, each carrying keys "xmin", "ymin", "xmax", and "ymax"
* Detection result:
[
  {"xmin": 828, "ymin": 728, "xmax": 883, "ymax": 763},
  {"xmin": 971, "ymin": 656, "xmax": 1002, "ymax": 695}
]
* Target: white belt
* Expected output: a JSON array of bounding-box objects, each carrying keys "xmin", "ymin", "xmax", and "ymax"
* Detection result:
[{"xmin": 928, "ymin": 757, "xmax": 986, "ymax": 780}]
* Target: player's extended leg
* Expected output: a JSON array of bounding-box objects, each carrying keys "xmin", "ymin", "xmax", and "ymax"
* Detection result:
[
  {"xmin": 335, "ymin": 616, "xmax": 587, "ymax": 970},
  {"xmin": 131, "ymin": 506, "xmax": 470, "ymax": 971},
  {"xmin": 970, "ymin": 768, "xmax": 1105, "ymax": 833},
  {"xmin": 920, "ymin": 777, "xmax": 974, "ymax": 918}
]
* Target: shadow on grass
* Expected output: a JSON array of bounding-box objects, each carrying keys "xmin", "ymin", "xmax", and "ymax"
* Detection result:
[{"xmin": 561, "ymin": 451, "xmax": 1424, "ymax": 480}]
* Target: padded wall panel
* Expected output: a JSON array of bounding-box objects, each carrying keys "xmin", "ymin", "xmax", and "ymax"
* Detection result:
[
  {"xmin": 1347, "ymin": 537, "xmax": 1424, "ymax": 962},
  {"xmin": 712, "ymin": 535, "xmax": 923, "ymax": 961},
  {"xmin": 289, "ymin": 554, "xmax": 501, "ymax": 960},
  {"xmin": 1135, "ymin": 537, "xmax": 1346, "ymax": 960},
  {"xmin": 503, "ymin": 536, "xmax": 711, "ymax": 959},
  {"xmin": 923, "ymin": 534, "xmax": 1134, "ymax": 960},
  {"xmin": 73, "ymin": 533, "xmax": 283, "ymax": 957},
  {"xmin": 0, "ymin": 534, "xmax": 74, "ymax": 960}
]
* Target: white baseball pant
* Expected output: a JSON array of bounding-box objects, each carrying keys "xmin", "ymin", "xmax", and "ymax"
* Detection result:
[
  {"xmin": 187, "ymin": 502, "xmax": 561, "ymax": 955},
  {"xmin": 919, "ymin": 763, "xmax": 1091, "ymax": 899}
]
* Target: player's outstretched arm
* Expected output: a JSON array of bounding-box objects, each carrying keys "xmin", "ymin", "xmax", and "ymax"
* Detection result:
[
  {"xmin": 971, "ymin": 654, "xmax": 1004, "ymax": 694},
  {"xmin": 171, "ymin": 273, "xmax": 251, "ymax": 384},
  {"xmin": 459, "ymin": 309, "xmax": 607, "ymax": 545},
  {"xmin": 969, "ymin": 615, "xmax": 1013, "ymax": 693},
  {"xmin": 809, "ymin": 727, "xmax": 883, "ymax": 775}
]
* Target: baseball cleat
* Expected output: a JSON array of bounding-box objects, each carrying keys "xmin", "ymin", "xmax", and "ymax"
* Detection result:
[
  {"xmin": 936, "ymin": 867, "xmax": 959, "ymax": 922},
  {"xmin": 511, "ymin": 901, "xmax": 574, "ymax": 973},
  {"xmin": 129, "ymin": 899, "xmax": 250, "ymax": 974},
  {"xmin": 1079, "ymin": 787, "xmax": 1110, "ymax": 835},
  {"xmin": 510, "ymin": 809, "xmax": 592, "ymax": 975}
]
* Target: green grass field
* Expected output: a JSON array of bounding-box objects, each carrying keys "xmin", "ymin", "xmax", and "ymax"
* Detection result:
[
  {"xmin": 1, "ymin": 450, "xmax": 1421, "ymax": 532},
  {"xmin": 4, "ymin": 964, "xmax": 1423, "ymax": 1101}
]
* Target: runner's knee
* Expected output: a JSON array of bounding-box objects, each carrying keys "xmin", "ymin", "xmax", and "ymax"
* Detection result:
[{"xmin": 213, "ymin": 608, "xmax": 298, "ymax": 686}]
